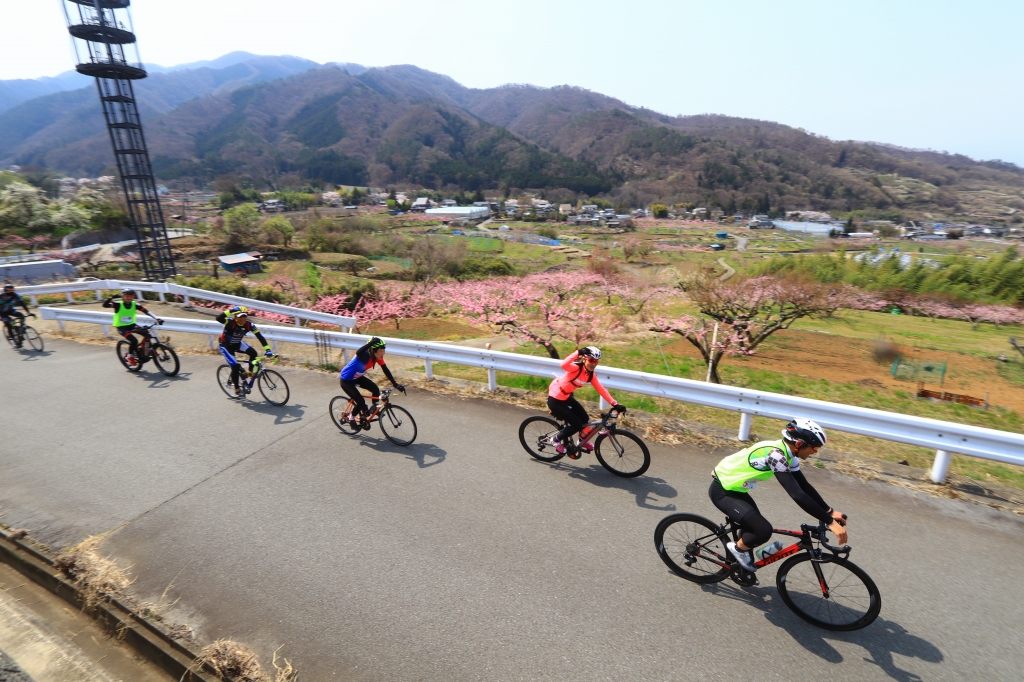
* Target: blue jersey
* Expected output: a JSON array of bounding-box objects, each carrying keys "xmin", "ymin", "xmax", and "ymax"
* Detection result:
[{"xmin": 340, "ymin": 350, "xmax": 384, "ymax": 381}]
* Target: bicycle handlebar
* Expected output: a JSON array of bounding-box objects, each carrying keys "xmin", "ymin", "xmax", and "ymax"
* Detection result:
[{"xmin": 802, "ymin": 523, "xmax": 851, "ymax": 555}]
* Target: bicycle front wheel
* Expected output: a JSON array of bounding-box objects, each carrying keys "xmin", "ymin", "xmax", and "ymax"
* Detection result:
[
  {"xmin": 22, "ymin": 326, "xmax": 43, "ymax": 352},
  {"xmin": 216, "ymin": 365, "xmax": 239, "ymax": 398},
  {"xmin": 776, "ymin": 554, "xmax": 881, "ymax": 631},
  {"xmin": 258, "ymin": 369, "xmax": 290, "ymax": 406},
  {"xmin": 330, "ymin": 396, "xmax": 360, "ymax": 435},
  {"xmin": 595, "ymin": 430, "xmax": 650, "ymax": 477},
  {"xmin": 518, "ymin": 416, "xmax": 565, "ymax": 462},
  {"xmin": 116, "ymin": 340, "xmax": 142, "ymax": 372},
  {"xmin": 151, "ymin": 344, "xmax": 179, "ymax": 376},
  {"xmin": 654, "ymin": 513, "xmax": 731, "ymax": 584},
  {"xmin": 379, "ymin": 405, "xmax": 417, "ymax": 445}
]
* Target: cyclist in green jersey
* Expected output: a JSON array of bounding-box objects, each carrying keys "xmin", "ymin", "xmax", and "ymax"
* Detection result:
[
  {"xmin": 102, "ymin": 288, "xmax": 162, "ymax": 357},
  {"xmin": 710, "ymin": 418, "xmax": 847, "ymax": 573}
]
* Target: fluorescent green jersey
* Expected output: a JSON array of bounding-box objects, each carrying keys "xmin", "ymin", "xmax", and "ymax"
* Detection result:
[
  {"xmin": 714, "ymin": 439, "xmax": 800, "ymax": 492},
  {"xmin": 111, "ymin": 300, "xmax": 139, "ymax": 328}
]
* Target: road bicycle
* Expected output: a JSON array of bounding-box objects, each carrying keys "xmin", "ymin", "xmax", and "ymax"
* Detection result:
[
  {"xmin": 654, "ymin": 512, "xmax": 881, "ymax": 631},
  {"xmin": 115, "ymin": 323, "xmax": 178, "ymax": 376},
  {"xmin": 217, "ymin": 355, "xmax": 290, "ymax": 406},
  {"xmin": 329, "ymin": 387, "xmax": 417, "ymax": 446},
  {"xmin": 3, "ymin": 315, "xmax": 43, "ymax": 352},
  {"xmin": 519, "ymin": 409, "xmax": 651, "ymax": 477}
]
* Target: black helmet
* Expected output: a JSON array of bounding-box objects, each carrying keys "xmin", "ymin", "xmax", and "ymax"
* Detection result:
[
  {"xmin": 367, "ymin": 336, "xmax": 386, "ymax": 350},
  {"xmin": 578, "ymin": 346, "xmax": 602, "ymax": 360},
  {"xmin": 783, "ymin": 418, "xmax": 827, "ymax": 448},
  {"xmin": 121, "ymin": 287, "xmax": 136, "ymax": 296}
]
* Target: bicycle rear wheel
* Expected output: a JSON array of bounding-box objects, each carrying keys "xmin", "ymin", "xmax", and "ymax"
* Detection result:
[
  {"xmin": 116, "ymin": 340, "xmax": 142, "ymax": 372},
  {"xmin": 776, "ymin": 554, "xmax": 881, "ymax": 631},
  {"xmin": 330, "ymin": 396, "xmax": 361, "ymax": 435},
  {"xmin": 654, "ymin": 513, "xmax": 731, "ymax": 584},
  {"xmin": 258, "ymin": 369, "xmax": 290, "ymax": 406},
  {"xmin": 151, "ymin": 343, "xmax": 179, "ymax": 376},
  {"xmin": 22, "ymin": 326, "xmax": 43, "ymax": 352},
  {"xmin": 379, "ymin": 405, "xmax": 417, "ymax": 446},
  {"xmin": 518, "ymin": 416, "xmax": 566, "ymax": 462},
  {"xmin": 3, "ymin": 324, "xmax": 14, "ymax": 348},
  {"xmin": 216, "ymin": 364, "xmax": 240, "ymax": 398},
  {"xmin": 595, "ymin": 430, "xmax": 651, "ymax": 477}
]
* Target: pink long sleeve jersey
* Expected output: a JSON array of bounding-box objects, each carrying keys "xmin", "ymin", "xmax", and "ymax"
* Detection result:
[{"xmin": 547, "ymin": 350, "xmax": 617, "ymax": 405}]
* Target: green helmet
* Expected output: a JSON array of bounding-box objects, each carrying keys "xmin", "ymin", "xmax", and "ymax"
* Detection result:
[{"xmin": 367, "ymin": 336, "xmax": 386, "ymax": 350}]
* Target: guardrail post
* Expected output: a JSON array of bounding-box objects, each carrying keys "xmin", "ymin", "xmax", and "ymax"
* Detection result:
[
  {"xmin": 487, "ymin": 368, "xmax": 497, "ymax": 391},
  {"xmin": 183, "ymin": 294, "xmax": 191, "ymax": 308},
  {"xmin": 30, "ymin": 295, "xmax": 38, "ymax": 306},
  {"xmin": 424, "ymin": 359, "xmax": 433, "ymax": 379},
  {"xmin": 342, "ymin": 348, "xmax": 349, "ymax": 364},
  {"xmin": 57, "ymin": 319, "xmax": 66, "ymax": 333},
  {"xmin": 95, "ymin": 289, "xmax": 103, "ymax": 301},
  {"xmin": 270, "ymin": 340, "xmax": 279, "ymax": 355},
  {"xmin": 207, "ymin": 335, "xmax": 215, "ymax": 350},
  {"xmin": 737, "ymin": 412, "xmax": 753, "ymax": 441},
  {"xmin": 158, "ymin": 291, "xmax": 166, "ymax": 303},
  {"xmin": 101, "ymin": 324, "xmax": 111, "ymax": 338},
  {"xmin": 930, "ymin": 450, "xmax": 952, "ymax": 484},
  {"xmin": 65, "ymin": 292, "xmax": 73, "ymax": 303},
  {"xmin": 599, "ymin": 396, "xmax": 609, "ymax": 410},
  {"xmin": 294, "ymin": 316, "xmax": 301, "ymax": 327}
]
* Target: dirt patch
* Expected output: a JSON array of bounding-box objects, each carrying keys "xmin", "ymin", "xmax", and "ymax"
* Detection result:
[
  {"xmin": 361, "ymin": 316, "xmax": 482, "ymax": 341},
  {"xmin": 661, "ymin": 329, "xmax": 1024, "ymax": 412}
]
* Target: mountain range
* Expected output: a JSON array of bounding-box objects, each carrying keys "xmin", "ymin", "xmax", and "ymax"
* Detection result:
[{"xmin": 3, "ymin": 53, "xmax": 1023, "ymax": 221}]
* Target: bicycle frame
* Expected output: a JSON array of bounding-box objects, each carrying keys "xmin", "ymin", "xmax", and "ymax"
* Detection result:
[
  {"xmin": 118, "ymin": 323, "xmax": 159, "ymax": 355},
  {"xmin": 559, "ymin": 411, "xmax": 620, "ymax": 448},
  {"xmin": 693, "ymin": 520, "xmax": 848, "ymax": 573},
  {"xmin": 343, "ymin": 388, "xmax": 393, "ymax": 422},
  {"xmin": 238, "ymin": 356, "xmax": 277, "ymax": 390}
]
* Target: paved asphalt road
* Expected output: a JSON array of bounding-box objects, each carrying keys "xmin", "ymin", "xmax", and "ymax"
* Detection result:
[{"xmin": 2, "ymin": 339, "xmax": 1023, "ymax": 681}]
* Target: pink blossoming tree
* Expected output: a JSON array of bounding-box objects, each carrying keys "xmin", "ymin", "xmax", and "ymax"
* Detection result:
[{"xmin": 651, "ymin": 274, "xmax": 846, "ymax": 383}]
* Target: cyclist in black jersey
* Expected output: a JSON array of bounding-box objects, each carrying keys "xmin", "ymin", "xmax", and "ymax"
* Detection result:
[
  {"xmin": 216, "ymin": 306, "xmax": 273, "ymax": 397},
  {"xmin": 1, "ymin": 284, "xmax": 34, "ymax": 348}
]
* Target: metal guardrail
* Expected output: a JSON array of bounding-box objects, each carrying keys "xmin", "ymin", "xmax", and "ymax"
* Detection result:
[
  {"xmin": 19, "ymin": 278, "xmax": 356, "ymax": 331},
  {"xmin": 36, "ymin": 308, "xmax": 1024, "ymax": 484}
]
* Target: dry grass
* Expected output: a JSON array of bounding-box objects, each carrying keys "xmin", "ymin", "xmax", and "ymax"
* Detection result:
[
  {"xmin": 188, "ymin": 641, "xmax": 297, "ymax": 682},
  {"xmin": 54, "ymin": 536, "xmax": 133, "ymax": 609}
]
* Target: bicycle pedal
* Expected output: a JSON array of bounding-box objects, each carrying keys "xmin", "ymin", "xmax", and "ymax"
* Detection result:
[{"xmin": 567, "ymin": 450, "xmax": 581, "ymax": 460}]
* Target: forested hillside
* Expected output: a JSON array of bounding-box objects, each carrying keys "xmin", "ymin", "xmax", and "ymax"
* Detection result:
[{"xmin": 4, "ymin": 58, "xmax": 1023, "ymax": 223}]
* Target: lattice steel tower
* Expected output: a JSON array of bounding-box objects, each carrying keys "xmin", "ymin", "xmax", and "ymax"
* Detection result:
[{"xmin": 60, "ymin": 0, "xmax": 176, "ymax": 279}]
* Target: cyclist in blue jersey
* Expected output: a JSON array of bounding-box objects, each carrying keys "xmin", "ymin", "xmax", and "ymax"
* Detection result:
[{"xmin": 340, "ymin": 337, "xmax": 404, "ymax": 424}]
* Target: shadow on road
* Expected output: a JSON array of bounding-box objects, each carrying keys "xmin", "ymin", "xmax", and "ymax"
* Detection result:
[
  {"xmin": 356, "ymin": 436, "xmax": 447, "ymax": 468},
  {"xmin": 698, "ymin": 580, "xmax": 942, "ymax": 681},
  {"xmin": 541, "ymin": 460, "xmax": 677, "ymax": 510},
  {"xmin": 15, "ymin": 349, "xmax": 53, "ymax": 361},
  {"xmin": 229, "ymin": 399, "xmax": 307, "ymax": 425},
  {"xmin": 129, "ymin": 370, "xmax": 193, "ymax": 388}
]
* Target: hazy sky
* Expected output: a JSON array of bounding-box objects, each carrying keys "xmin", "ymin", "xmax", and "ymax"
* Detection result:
[{"xmin": 5, "ymin": 1, "xmax": 1023, "ymax": 164}]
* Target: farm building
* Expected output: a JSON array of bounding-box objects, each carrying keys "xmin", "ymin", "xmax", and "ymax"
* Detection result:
[
  {"xmin": 425, "ymin": 206, "xmax": 490, "ymax": 222},
  {"xmin": 0, "ymin": 259, "xmax": 77, "ymax": 284},
  {"xmin": 218, "ymin": 252, "xmax": 263, "ymax": 274}
]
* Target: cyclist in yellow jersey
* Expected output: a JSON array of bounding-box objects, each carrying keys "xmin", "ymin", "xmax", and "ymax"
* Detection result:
[{"xmin": 710, "ymin": 418, "xmax": 847, "ymax": 573}]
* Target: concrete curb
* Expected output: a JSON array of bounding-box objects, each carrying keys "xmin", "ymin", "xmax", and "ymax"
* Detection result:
[{"xmin": 0, "ymin": 529, "xmax": 217, "ymax": 681}]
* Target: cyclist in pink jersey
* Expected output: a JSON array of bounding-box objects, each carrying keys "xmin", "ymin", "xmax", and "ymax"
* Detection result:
[{"xmin": 545, "ymin": 346, "xmax": 626, "ymax": 458}]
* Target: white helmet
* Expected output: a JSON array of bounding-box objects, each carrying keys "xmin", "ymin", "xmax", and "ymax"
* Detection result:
[{"xmin": 782, "ymin": 418, "xmax": 827, "ymax": 447}]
